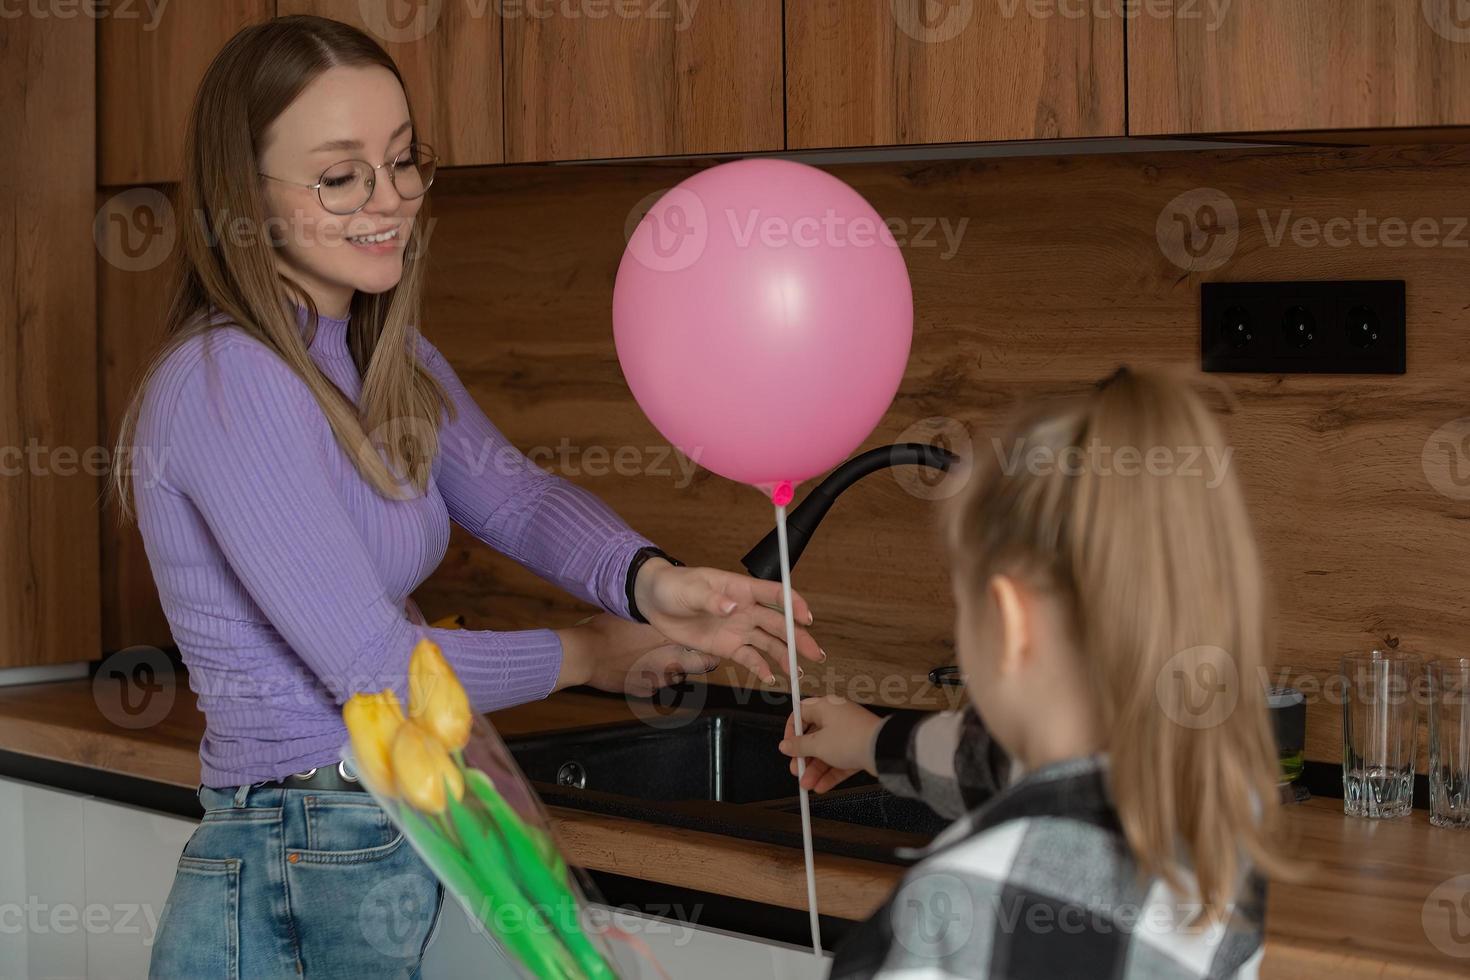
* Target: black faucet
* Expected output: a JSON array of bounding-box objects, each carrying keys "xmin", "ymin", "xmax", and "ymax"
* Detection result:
[{"xmin": 740, "ymin": 443, "xmax": 960, "ymax": 582}]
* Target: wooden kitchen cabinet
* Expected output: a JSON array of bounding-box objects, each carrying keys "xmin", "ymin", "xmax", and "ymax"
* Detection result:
[
  {"xmin": 278, "ymin": 0, "xmax": 504, "ymax": 166},
  {"xmin": 1129, "ymin": 0, "xmax": 1470, "ymax": 135},
  {"xmin": 785, "ymin": 0, "xmax": 1125, "ymax": 149},
  {"xmin": 3, "ymin": 13, "xmax": 101, "ymax": 670},
  {"xmin": 98, "ymin": 0, "xmax": 274, "ymax": 185},
  {"xmin": 503, "ymin": 0, "xmax": 783, "ymax": 162}
]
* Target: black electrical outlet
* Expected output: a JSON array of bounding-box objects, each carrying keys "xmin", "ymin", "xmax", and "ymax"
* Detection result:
[{"xmin": 1201, "ymin": 280, "xmax": 1405, "ymax": 374}]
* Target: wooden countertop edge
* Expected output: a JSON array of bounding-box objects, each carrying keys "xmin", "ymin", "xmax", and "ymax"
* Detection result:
[
  {"xmin": 545, "ymin": 806, "xmax": 901, "ymax": 922},
  {"xmin": 0, "ymin": 693, "xmax": 903, "ymax": 921},
  {"xmin": 3, "ymin": 684, "xmax": 1468, "ymax": 974},
  {"xmin": 0, "ymin": 709, "xmax": 203, "ymax": 788},
  {"xmin": 1261, "ymin": 944, "xmax": 1464, "ymax": 979}
]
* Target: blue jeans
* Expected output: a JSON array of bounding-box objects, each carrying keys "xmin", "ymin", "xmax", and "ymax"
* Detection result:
[{"xmin": 150, "ymin": 784, "xmax": 445, "ymax": 979}]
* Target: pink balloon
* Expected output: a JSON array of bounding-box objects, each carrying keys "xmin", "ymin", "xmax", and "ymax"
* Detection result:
[{"xmin": 613, "ymin": 159, "xmax": 913, "ymax": 498}]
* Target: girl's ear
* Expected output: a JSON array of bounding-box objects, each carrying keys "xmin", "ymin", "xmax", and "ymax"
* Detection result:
[{"xmin": 988, "ymin": 574, "xmax": 1030, "ymax": 677}]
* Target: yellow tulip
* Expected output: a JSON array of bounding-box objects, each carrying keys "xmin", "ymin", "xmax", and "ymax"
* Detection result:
[
  {"xmin": 342, "ymin": 690, "xmax": 405, "ymax": 796},
  {"xmin": 409, "ymin": 636, "xmax": 473, "ymax": 751},
  {"xmin": 390, "ymin": 719, "xmax": 465, "ymax": 815},
  {"xmin": 429, "ymin": 614, "xmax": 464, "ymax": 630}
]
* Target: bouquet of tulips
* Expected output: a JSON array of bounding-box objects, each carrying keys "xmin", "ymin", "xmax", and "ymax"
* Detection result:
[{"xmin": 342, "ymin": 636, "xmax": 654, "ymax": 979}]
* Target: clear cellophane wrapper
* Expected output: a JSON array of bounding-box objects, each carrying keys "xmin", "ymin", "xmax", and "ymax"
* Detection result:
[{"xmin": 344, "ymin": 712, "xmax": 668, "ymax": 979}]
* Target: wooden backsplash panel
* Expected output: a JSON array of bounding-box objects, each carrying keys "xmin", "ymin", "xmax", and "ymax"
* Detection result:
[
  {"xmin": 415, "ymin": 144, "xmax": 1470, "ymax": 765},
  {"xmin": 98, "ymin": 199, "xmax": 176, "ymax": 655}
]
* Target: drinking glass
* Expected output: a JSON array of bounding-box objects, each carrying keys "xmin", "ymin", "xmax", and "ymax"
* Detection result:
[
  {"xmin": 1427, "ymin": 658, "xmax": 1470, "ymax": 829},
  {"xmin": 1341, "ymin": 650, "xmax": 1419, "ymax": 818}
]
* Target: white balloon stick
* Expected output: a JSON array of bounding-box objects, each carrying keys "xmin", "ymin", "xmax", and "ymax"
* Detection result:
[{"xmin": 775, "ymin": 501, "xmax": 823, "ymax": 958}]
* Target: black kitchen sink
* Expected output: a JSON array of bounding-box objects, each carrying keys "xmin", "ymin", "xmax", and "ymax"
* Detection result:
[
  {"xmin": 775, "ymin": 787, "xmax": 948, "ymax": 838},
  {"xmin": 507, "ymin": 712, "xmax": 875, "ymax": 804},
  {"xmin": 504, "ymin": 709, "xmax": 938, "ymax": 864}
]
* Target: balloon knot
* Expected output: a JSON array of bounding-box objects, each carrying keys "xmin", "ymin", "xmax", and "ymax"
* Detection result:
[{"xmin": 771, "ymin": 480, "xmax": 794, "ymax": 507}]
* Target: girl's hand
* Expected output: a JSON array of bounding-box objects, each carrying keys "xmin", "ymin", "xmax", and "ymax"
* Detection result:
[
  {"xmin": 555, "ymin": 614, "xmax": 719, "ymax": 697},
  {"xmin": 778, "ymin": 695, "xmax": 883, "ymax": 793},
  {"xmin": 633, "ymin": 559, "xmax": 823, "ymax": 684}
]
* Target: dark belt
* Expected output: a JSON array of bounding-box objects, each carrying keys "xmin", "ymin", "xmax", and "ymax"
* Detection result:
[{"xmin": 256, "ymin": 760, "xmax": 367, "ymax": 794}]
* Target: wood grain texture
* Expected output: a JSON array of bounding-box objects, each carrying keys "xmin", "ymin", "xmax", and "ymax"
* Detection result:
[
  {"xmin": 546, "ymin": 807, "xmax": 901, "ymax": 920},
  {"xmin": 97, "ymin": 199, "xmax": 176, "ymax": 653},
  {"xmin": 1262, "ymin": 797, "xmax": 1470, "ymax": 977},
  {"xmin": 1129, "ymin": 0, "xmax": 1470, "ymax": 136},
  {"xmin": 503, "ymin": 0, "xmax": 782, "ymax": 162},
  {"xmin": 785, "ymin": 0, "xmax": 1125, "ymax": 149},
  {"xmin": 0, "ymin": 681, "xmax": 669, "ymax": 787},
  {"xmin": 277, "ymin": 0, "xmax": 504, "ymax": 166},
  {"xmin": 1, "ymin": 13, "xmax": 101, "ymax": 668},
  {"xmin": 97, "ymin": 0, "xmax": 273, "ymax": 185},
  {"xmin": 412, "ymin": 143, "xmax": 1470, "ymax": 774},
  {"xmin": 0, "ymin": 682, "xmax": 1466, "ymax": 971}
]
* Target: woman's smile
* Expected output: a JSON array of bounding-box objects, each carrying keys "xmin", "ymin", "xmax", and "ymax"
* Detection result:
[{"xmin": 344, "ymin": 224, "xmax": 404, "ymax": 254}]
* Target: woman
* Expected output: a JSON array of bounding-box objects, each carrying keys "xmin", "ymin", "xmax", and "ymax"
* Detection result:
[{"xmin": 112, "ymin": 16, "xmax": 822, "ymax": 978}]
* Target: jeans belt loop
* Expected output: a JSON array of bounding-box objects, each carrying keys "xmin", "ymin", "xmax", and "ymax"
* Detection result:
[{"xmin": 233, "ymin": 783, "xmax": 251, "ymax": 808}]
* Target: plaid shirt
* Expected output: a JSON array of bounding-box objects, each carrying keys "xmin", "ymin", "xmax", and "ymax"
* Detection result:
[{"xmin": 828, "ymin": 707, "xmax": 1266, "ymax": 979}]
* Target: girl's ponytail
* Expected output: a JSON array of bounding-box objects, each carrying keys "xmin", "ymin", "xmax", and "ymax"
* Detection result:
[{"xmin": 945, "ymin": 366, "xmax": 1296, "ymax": 918}]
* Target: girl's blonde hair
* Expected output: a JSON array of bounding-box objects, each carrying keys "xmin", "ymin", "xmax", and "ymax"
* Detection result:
[
  {"xmin": 108, "ymin": 15, "xmax": 451, "ymax": 518},
  {"xmin": 943, "ymin": 366, "xmax": 1294, "ymax": 918}
]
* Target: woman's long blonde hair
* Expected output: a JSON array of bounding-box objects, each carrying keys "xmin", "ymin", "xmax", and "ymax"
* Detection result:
[
  {"xmin": 943, "ymin": 366, "xmax": 1295, "ymax": 918},
  {"xmin": 108, "ymin": 15, "xmax": 451, "ymax": 518}
]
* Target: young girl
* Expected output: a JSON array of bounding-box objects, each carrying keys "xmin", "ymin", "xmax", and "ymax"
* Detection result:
[
  {"xmin": 780, "ymin": 367, "xmax": 1293, "ymax": 979},
  {"xmin": 115, "ymin": 15, "xmax": 820, "ymax": 978}
]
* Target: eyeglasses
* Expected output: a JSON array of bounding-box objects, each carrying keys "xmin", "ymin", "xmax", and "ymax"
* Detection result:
[{"xmin": 258, "ymin": 142, "xmax": 439, "ymax": 216}]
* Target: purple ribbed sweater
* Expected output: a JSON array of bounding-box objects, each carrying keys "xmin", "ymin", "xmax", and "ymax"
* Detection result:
[{"xmin": 134, "ymin": 304, "xmax": 655, "ymax": 787}]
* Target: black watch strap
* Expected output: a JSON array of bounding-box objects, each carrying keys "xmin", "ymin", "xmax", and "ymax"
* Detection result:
[{"xmin": 625, "ymin": 546, "xmax": 684, "ymax": 624}]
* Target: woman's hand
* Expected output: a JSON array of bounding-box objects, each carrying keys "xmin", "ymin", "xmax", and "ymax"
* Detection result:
[
  {"xmin": 633, "ymin": 559, "xmax": 823, "ymax": 684},
  {"xmin": 554, "ymin": 613, "xmax": 719, "ymax": 697},
  {"xmin": 778, "ymin": 695, "xmax": 884, "ymax": 793}
]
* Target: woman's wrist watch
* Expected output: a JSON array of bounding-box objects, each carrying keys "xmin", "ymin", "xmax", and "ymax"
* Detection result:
[{"xmin": 625, "ymin": 545, "xmax": 683, "ymax": 624}]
